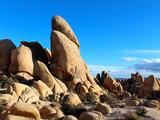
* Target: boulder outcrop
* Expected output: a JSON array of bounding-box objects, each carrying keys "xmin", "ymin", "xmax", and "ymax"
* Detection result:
[
  {"xmin": 50, "ymin": 16, "xmax": 101, "ymax": 93},
  {"xmin": 143, "ymin": 75, "xmax": 160, "ymax": 97},
  {"xmin": 0, "ymin": 39, "xmax": 16, "ymax": 75},
  {"xmin": 33, "ymin": 60, "xmax": 68, "ymax": 93},
  {"xmin": 8, "ymin": 45, "xmax": 34, "ymax": 75}
]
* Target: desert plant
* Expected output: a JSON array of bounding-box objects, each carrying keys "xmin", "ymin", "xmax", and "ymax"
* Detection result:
[
  {"xmin": 125, "ymin": 113, "xmax": 138, "ymax": 120},
  {"xmin": 61, "ymin": 103, "xmax": 87, "ymax": 118},
  {"xmin": 131, "ymin": 94, "xmax": 138, "ymax": 99},
  {"xmin": 100, "ymin": 94, "xmax": 118, "ymax": 107},
  {"xmin": 0, "ymin": 99, "xmax": 7, "ymax": 112},
  {"xmin": 0, "ymin": 73, "xmax": 18, "ymax": 88},
  {"xmin": 79, "ymin": 92, "xmax": 97, "ymax": 104}
]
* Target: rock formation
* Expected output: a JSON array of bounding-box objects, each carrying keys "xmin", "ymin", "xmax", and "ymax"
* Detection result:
[
  {"xmin": 0, "ymin": 39, "xmax": 16, "ymax": 75},
  {"xmin": 0, "ymin": 15, "xmax": 160, "ymax": 120},
  {"xmin": 50, "ymin": 16, "xmax": 101, "ymax": 93},
  {"xmin": 96, "ymin": 71, "xmax": 123, "ymax": 95}
]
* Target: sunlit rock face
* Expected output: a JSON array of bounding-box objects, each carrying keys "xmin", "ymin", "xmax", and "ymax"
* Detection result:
[{"xmin": 50, "ymin": 16, "xmax": 101, "ymax": 92}]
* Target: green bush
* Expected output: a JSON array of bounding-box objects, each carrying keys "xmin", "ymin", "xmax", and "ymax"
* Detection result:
[
  {"xmin": 0, "ymin": 73, "xmax": 18, "ymax": 88},
  {"xmin": 79, "ymin": 92, "xmax": 97, "ymax": 104},
  {"xmin": 61, "ymin": 103, "xmax": 87, "ymax": 118},
  {"xmin": 0, "ymin": 99, "xmax": 7, "ymax": 112},
  {"xmin": 100, "ymin": 94, "xmax": 118, "ymax": 107},
  {"xmin": 125, "ymin": 113, "xmax": 138, "ymax": 120},
  {"xmin": 131, "ymin": 94, "xmax": 138, "ymax": 99}
]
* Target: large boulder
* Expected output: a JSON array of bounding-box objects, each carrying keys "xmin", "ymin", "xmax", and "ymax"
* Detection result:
[
  {"xmin": 8, "ymin": 45, "xmax": 34, "ymax": 75},
  {"xmin": 63, "ymin": 93, "xmax": 81, "ymax": 106},
  {"xmin": 44, "ymin": 48, "xmax": 52, "ymax": 63},
  {"xmin": 95, "ymin": 103, "xmax": 112, "ymax": 115},
  {"xmin": 7, "ymin": 83, "xmax": 39, "ymax": 104},
  {"xmin": 33, "ymin": 60, "xmax": 68, "ymax": 93},
  {"xmin": 50, "ymin": 16, "xmax": 101, "ymax": 92},
  {"xmin": 21, "ymin": 41, "xmax": 48, "ymax": 66},
  {"xmin": 62, "ymin": 115, "xmax": 77, "ymax": 120},
  {"xmin": 0, "ymin": 39, "xmax": 16, "ymax": 74},
  {"xmin": 51, "ymin": 16, "xmax": 80, "ymax": 49},
  {"xmin": 143, "ymin": 75, "xmax": 160, "ymax": 97},
  {"xmin": 5, "ymin": 114, "xmax": 36, "ymax": 120},
  {"xmin": 103, "ymin": 72, "xmax": 123, "ymax": 94},
  {"xmin": 78, "ymin": 111, "xmax": 102, "ymax": 120},
  {"xmin": 7, "ymin": 102, "xmax": 40, "ymax": 120},
  {"xmin": 40, "ymin": 106, "xmax": 56, "ymax": 119},
  {"xmin": 32, "ymin": 80, "xmax": 53, "ymax": 99}
]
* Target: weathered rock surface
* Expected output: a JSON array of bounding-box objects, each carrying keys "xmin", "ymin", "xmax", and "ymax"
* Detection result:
[
  {"xmin": 8, "ymin": 45, "xmax": 34, "ymax": 75},
  {"xmin": 7, "ymin": 83, "xmax": 39, "ymax": 104},
  {"xmin": 103, "ymin": 73, "xmax": 123, "ymax": 94},
  {"xmin": 32, "ymin": 80, "xmax": 53, "ymax": 99},
  {"xmin": 144, "ymin": 100, "xmax": 159, "ymax": 108},
  {"xmin": 126, "ymin": 99, "xmax": 140, "ymax": 106},
  {"xmin": 44, "ymin": 48, "xmax": 52, "ymax": 63},
  {"xmin": 51, "ymin": 16, "xmax": 80, "ymax": 49},
  {"xmin": 50, "ymin": 17, "xmax": 101, "ymax": 92},
  {"xmin": 143, "ymin": 75, "xmax": 160, "ymax": 97},
  {"xmin": 78, "ymin": 111, "xmax": 102, "ymax": 120},
  {"xmin": 96, "ymin": 103, "xmax": 112, "ymax": 115},
  {"xmin": 62, "ymin": 115, "xmax": 77, "ymax": 120},
  {"xmin": 0, "ymin": 39, "xmax": 16, "ymax": 75},
  {"xmin": 40, "ymin": 106, "xmax": 56, "ymax": 119},
  {"xmin": 33, "ymin": 60, "xmax": 68, "ymax": 93},
  {"xmin": 63, "ymin": 93, "xmax": 81, "ymax": 106},
  {"xmin": 5, "ymin": 114, "xmax": 36, "ymax": 120},
  {"xmin": 8, "ymin": 102, "xmax": 40, "ymax": 120},
  {"xmin": 15, "ymin": 72, "xmax": 34, "ymax": 81},
  {"xmin": 21, "ymin": 41, "xmax": 48, "ymax": 66}
]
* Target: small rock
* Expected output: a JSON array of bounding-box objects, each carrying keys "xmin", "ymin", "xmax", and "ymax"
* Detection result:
[{"xmin": 96, "ymin": 103, "xmax": 112, "ymax": 114}]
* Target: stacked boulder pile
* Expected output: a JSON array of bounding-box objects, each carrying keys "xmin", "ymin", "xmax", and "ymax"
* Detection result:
[
  {"xmin": 0, "ymin": 15, "xmax": 160, "ymax": 120},
  {"xmin": 0, "ymin": 16, "xmax": 106, "ymax": 120}
]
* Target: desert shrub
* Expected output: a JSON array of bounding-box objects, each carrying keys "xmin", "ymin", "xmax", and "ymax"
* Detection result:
[
  {"xmin": 0, "ymin": 99, "xmax": 7, "ymax": 112},
  {"xmin": 100, "ymin": 94, "xmax": 118, "ymax": 107},
  {"xmin": 61, "ymin": 103, "xmax": 87, "ymax": 118},
  {"xmin": 131, "ymin": 94, "xmax": 138, "ymax": 99},
  {"xmin": 79, "ymin": 92, "xmax": 97, "ymax": 104},
  {"xmin": 125, "ymin": 113, "xmax": 138, "ymax": 120},
  {"xmin": 0, "ymin": 73, "xmax": 18, "ymax": 88}
]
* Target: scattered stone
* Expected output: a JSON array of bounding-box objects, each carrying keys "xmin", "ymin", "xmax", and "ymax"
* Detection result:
[
  {"xmin": 95, "ymin": 103, "xmax": 112, "ymax": 114},
  {"xmin": 144, "ymin": 100, "xmax": 159, "ymax": 108},
  {"xmin": 126, "ymin": 99, "xmax": 140, "ymax": 106}
]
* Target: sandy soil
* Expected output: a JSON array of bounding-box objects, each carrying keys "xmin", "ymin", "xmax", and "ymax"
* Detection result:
[{"xmin": 104, "ymin": 107, "xmax": 160, "ymax": 120}]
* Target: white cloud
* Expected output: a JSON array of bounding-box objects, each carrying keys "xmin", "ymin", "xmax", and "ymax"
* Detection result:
[
  {"xmin": 122, "ymin": 57, "xmax": 139, "ymax": 61},
  {"xmin": 134, "ymin": 58, "xmax": 160, "ymax": 73},
  {"xmin": 89, "ymin": 64, "xmax": 160, "ymax": 78},
  {"xmin": 120, "ymin": 50, "xmax": 160, "ymax": 54},
  {"xmin": 88, "ymin": 65, "xmax": 135, "ymax": 78}
]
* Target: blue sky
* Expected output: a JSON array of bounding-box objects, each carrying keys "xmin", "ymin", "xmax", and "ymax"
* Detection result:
[{"xmin": 1, "ymin": 0, "xmax": 160, "ymax": 78}]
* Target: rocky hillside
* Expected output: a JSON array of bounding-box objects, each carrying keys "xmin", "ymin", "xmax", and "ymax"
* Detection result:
[{"xmin": 0, "ymin": 16, "xmax": 159, "ymax": 120}]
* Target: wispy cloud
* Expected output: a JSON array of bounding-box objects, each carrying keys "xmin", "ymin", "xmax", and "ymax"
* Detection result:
[
  {"xmin": 122, "ymin": 57, "xmax": 139, "ymax": 61},
  {"xmin": 120, "ymin": 50, "xmax": 160, "ymax": 54}
]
